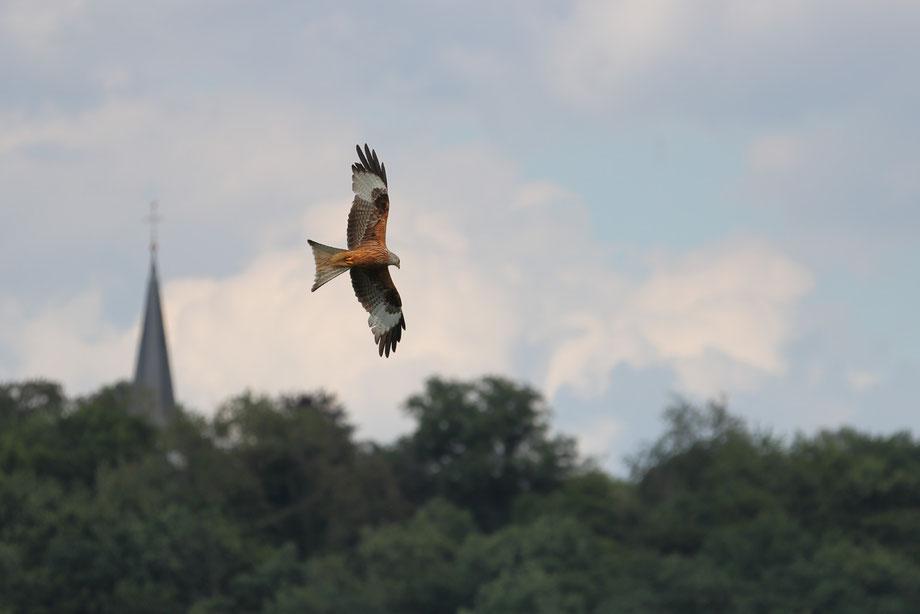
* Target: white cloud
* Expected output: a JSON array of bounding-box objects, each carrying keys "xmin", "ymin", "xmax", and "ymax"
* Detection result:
[
  {"xmin": 0, "ymin": 291, "xmax": 135, "ymax": 394},
  {"xmin": 740, "ymin": 109, "xmax": 920, "ymax": 274},
  {"xmin": 0, "ymin": 96, "xmax": 346, "ymax": 200},
  {"xmin": 547, "ymin": 0, "xmax": 920, "ymax": 115},
  {"xmin": 544, "ymin": 239, "xmax": 813, "ymax": 399},
  {"xmin": 160, "ymin": 233, "xmax": 518, "ymax": 439},
  {"xmin": 573, "ymin": 416, "xmax": 622, "ymax": 460},
  {"xmin": 0, "ymin": 0, "xmax": 87, "ymax": 51},
  {"xmin": 846, "ymin": 369, "xmax": 882, "ymax": 392},
  {"xmin": 749, "ymin": 133, "xmax": 806, "ymax": 175},
  {"xmin": 549, "ymin": 0, "xmax": 688, "ymax": 105},
  {"xmin": 0, "ymin": 95, "xmax": 354, "ymax": 285},
  {"xmin": 511, "ymin": 181, "xmax": 578, "ymax": 211}
]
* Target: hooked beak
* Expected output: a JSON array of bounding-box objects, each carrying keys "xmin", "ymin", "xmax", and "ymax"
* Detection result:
[{"xmin": 396, "ymin": 262, "xmax": 401, "ymax": 269}]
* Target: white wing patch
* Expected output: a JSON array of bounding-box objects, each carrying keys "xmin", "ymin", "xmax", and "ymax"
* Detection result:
[
  {"xmin": 352, "ymin": 169, "xmax": 387, "ymax": 203},
  {"xmin": 368, "ymin": 303, "xmax": 401, "ymax": 338}
]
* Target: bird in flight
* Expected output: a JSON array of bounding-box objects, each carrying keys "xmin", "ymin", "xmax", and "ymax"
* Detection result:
[{"xmin": 308, "ymin": 144, "xmax": 406, "ymax": 357}]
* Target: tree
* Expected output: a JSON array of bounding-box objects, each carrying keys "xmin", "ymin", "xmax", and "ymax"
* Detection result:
[
  {"xmin": 267, "ymin": 500, "xmax": 477, "ymax": 614},
  {"xmin": 459, "ymin": 516, "xmax": 601, "ymax": 614},
  {"xmin": 512, "ymin": 470, "xmax": 640, "ymax": 542},
  {"xmin": 211, "ymin": 392, "xmax": 406, "ymax": 554},
  {"xmin": 627, "ymin": 399, "xmax": 786, "ymax": 555},
  {"xmin": 0, "ymin": 381, "xmax": 154, "ymax": 488},
  {"xmin": 4, "ymin": 377, "xmax": 920, "ymax": 613},
  {"xmin": 0, "ymin": 379, "xmax": 66, "ymax": 422},
  {"xmin": 393, "ymin": 376, "xmax": 577, "ymax": 530}
]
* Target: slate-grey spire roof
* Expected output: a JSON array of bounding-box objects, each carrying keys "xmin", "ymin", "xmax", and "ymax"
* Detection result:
[{"xmin": 132, "ymin": 203, "xmax": 176, "ymax": 427}]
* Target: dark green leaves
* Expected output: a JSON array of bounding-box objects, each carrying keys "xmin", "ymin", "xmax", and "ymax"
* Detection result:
[{"xmin": 2, "ymin": 378, "xmax": 919, "ymax": 613}]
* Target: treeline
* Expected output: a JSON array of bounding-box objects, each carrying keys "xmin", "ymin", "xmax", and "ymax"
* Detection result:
[{"xmin": 1, "ymin": 376, "xmax": 919, "ymax": 613}]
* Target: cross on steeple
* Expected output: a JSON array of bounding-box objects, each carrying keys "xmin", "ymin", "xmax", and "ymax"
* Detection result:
[{"xmin": 144, "ymin": 201, "xmax": 161, "ymax": 258}]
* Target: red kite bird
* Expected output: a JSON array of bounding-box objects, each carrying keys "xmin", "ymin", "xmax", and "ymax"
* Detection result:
[{"xmin": 308, "ymin": 144, "xmax": 406, "ymax": 357}]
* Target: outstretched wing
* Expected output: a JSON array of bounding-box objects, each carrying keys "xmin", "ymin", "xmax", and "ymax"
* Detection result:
[
  {"xmin": 350, "ymin": 267, "xmax": 406, "ymax": 357},
  {"xmin": 347, "ymin": 144, "xmax": 389, "ymax": 250}
]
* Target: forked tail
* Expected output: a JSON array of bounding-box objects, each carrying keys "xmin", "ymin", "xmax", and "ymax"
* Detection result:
[{"xmin": 307, "ymin": 240, "xmax": 348, "ymax": 291}]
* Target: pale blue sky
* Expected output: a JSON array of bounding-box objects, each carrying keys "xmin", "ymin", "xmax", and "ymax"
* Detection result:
[{"xmin": 1, "ymin": 0, "xmax": 917, "ymax": 471}]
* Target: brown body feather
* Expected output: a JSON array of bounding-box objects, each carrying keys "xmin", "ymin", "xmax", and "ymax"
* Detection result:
[{"xmin": 332, "ymin": 245, "xmax": 392, "ymax": 267}]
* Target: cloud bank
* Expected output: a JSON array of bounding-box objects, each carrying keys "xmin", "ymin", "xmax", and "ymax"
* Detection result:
[{"xmin": 0, "ymin": 115, "xmax": 814, "ymax": 447}]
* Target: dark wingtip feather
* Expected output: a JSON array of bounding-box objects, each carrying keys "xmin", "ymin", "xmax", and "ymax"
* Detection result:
[
  {"xmin": 356, "ymin": 144, "xmax": 369, "ymax": 169},
  {"xmin": 376, "ymin": 314, "xmax": 405, "ymax": 358},
  {"xmin": 354, "ymin": 143, "xmax": 388, "ymax": 186}
]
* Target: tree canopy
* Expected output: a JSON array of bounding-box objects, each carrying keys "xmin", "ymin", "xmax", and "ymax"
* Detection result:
[{"xmin": 1, "ymin": 376, "xmax": 918, "ymax": 613}]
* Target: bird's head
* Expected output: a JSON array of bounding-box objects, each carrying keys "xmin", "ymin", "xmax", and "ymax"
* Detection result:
[{"xmin": 388, "ymin": 251, "xmax": 401, "ymax": 269}]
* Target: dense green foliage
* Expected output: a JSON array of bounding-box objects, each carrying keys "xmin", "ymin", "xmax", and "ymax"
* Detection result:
[{"xmin": 1, "ymin": 376, "xmax": 919, "ymax": 613}]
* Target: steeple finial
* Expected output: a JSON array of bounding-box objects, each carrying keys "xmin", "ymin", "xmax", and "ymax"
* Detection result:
[{"xmin": 144, "ymin": 200, "xmax": 161, "ymax": 258}]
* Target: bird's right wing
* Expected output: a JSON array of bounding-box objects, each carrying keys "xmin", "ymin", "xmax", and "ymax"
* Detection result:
[{"xmin": 347, "ymin": 144, "xmax": 389, "ymax": 250}]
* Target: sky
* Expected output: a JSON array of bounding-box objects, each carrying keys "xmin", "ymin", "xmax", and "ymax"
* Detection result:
[{"xmin": 1, "ymin": 0, "xmax": 918, "ymax": 472}]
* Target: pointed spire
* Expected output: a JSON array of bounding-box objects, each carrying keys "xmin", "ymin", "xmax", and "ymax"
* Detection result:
[{"xmin": 132, "ymin": 202, "xmax": 176, "ymax": 427}]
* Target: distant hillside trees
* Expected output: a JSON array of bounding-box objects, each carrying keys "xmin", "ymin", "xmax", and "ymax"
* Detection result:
[{"xmin": 1, "ymin": 376, "xmax": 919, "ymax": 613}]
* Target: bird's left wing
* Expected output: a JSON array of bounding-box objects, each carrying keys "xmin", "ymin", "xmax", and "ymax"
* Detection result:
[
  {"xmin": 350, "ymin": 267, "xmax": 406, "ymax": 357},
  {"xmin": 347, "ymin": 144, "xmax": 389, "ymax": 250}
]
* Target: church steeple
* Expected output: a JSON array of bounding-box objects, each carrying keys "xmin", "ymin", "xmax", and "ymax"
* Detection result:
[{"xmin": 132, "ymin": 202, "xmax": 176, "ymax": 427}]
